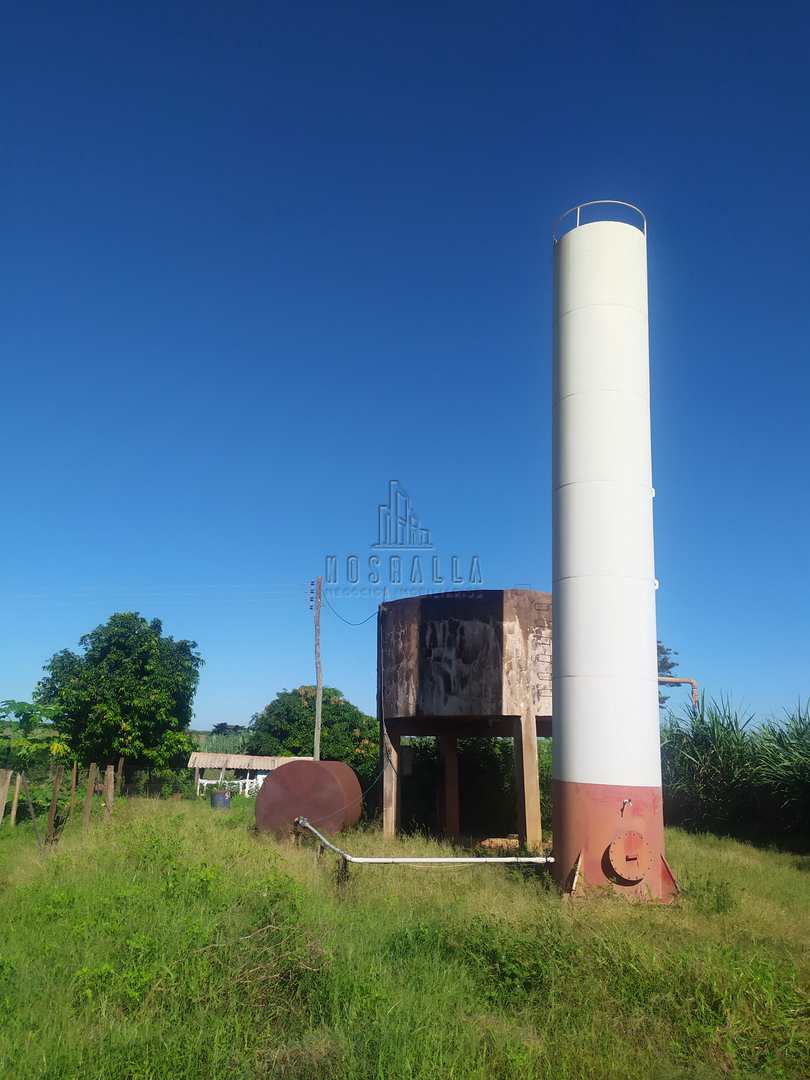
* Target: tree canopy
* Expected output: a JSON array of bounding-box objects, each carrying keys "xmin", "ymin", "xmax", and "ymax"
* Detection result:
[
  {"xmin": 35, "ymin": 612, "xmax": 203, "ymax": 770},
  {"xmin": 246, "ymin": 686, "xmax": 378, "ymax": 789},
  {"xmin": 0, "ymin": 699, "xmax": 60, "ymax": 774},
  {"xmin": 211, "ymin": 722, "xmax": 246, "ymax": 736},
  {"xmin": 657, "ymin": 639, "xmax": 679, "ymax": 707},
  {"xmin": 0, "ymin": 699, "xmax": 58, "ymax": 736}
]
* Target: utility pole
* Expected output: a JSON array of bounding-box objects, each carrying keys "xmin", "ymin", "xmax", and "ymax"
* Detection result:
[{"xmin": 311, "ymin": 576, "xmax": 323, "ymax": 761}]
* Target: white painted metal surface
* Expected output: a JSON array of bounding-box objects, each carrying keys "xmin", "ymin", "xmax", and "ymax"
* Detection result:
[{"xmin": 552, "ymin": 211, "xmax": 661, "ymax": 789}]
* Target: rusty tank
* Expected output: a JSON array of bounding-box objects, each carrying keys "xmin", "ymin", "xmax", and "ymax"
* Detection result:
[
  {"xmin": 255, "ymin": 759, "xmax": 362, "ymax": 837},
  {"xmin": 378, "ymin": 588, "xmax": 552, "ymax": 849}
]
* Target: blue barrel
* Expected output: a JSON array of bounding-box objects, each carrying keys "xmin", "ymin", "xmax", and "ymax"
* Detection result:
[{"xmin": 211, "ymin": 791, "xmax": 231, "ymax": 811}]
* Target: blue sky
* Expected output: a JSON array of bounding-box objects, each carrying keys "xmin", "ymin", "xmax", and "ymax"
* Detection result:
[{"xmin": 2, "ymin": 3, "xmax": 808, "ymax": 727}]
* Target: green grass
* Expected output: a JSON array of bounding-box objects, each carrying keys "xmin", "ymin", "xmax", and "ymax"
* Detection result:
[{"xmin": 2, "ymin": 800, "xmax": 808, "ymax": 1079}]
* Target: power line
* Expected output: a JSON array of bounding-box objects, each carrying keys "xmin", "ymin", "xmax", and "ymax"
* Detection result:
[
  {"xmin": 304, "ymin": 764, "xmax": 385, "ymax": 827},
  {"xmin": 322, "ymin": 593, "xmax": 378, "ymax": 626}
]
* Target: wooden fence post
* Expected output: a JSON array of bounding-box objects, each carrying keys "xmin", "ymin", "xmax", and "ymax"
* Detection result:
[
  {"xmin": 82, "ymin": 763, "xmax": 97, "ymax": 828},
  {"xmin": 10, "ymin": 773, "xmax": 21, "ymax": 827},
  {"xmin": 115, "ymin": 756, "xmax": 124, "ymax": 796},
  {"xmin": 20, "ymin": 774, "xmax": 43, "ymax": 847},
  {"xmin": 46, "ymin": 765, "xmax": 64, "ymax": 844},
  {"xmin": 104, "ymin": 765, "xmax": 115, "ymax": 819},
  {"xmin": 68, "ymin": 761, "xmax": 78, "ymax": 819},
  {"xmin": 0, "ymin": 769, "xmax": 11, "ymax": 826}
]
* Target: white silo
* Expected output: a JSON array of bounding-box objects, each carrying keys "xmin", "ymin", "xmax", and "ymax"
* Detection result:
[{"xmin": 551, "ymin": 201, "xmax": 677, "ymax": 899}]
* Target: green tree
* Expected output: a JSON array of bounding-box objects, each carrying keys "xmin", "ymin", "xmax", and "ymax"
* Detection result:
[
  {"xmin": 246, "ymin": 686, "xmax": 378, "ymax": 790},
  {"xmin": 0, "ymin": 699, "xmax": 60, "ymax": 773},
  {"xmin": 35, "ymin": 612, "xmax": 203, "ymax": 772},
  {"xmin": 211, "ymin": 722, "xmax": 245, "ymax": 736},
  {"xmin": 0, "ymin": 699, "xmax": 59, "ymax": 736},
  {"xmin": 657, "ymin": 639, "xmax": 679, "ymax": 707}
]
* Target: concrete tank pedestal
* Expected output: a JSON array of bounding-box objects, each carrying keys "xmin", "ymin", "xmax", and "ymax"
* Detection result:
[{"xmin": 377, "ymin": 589, "xmax": 552, "ymax": 851}]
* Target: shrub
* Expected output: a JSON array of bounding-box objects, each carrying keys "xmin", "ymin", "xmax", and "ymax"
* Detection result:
[{"xmin": 399, "ymin": 737, "xmax": 522, "ymax": 836}]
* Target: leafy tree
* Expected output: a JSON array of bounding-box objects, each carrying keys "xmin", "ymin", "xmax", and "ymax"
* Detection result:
[
  {"xmin": 211, "ymin": 722, "xmax": 245, "ymax": 736},
  {"xmin": 0, "ymin": 699, "xmax": 59, "ymax": 736},
  {"xmin": 35, "ymin": 613, "xmax": 203, "ymax": 772},
  {"xmin": 246, "ymin": 686, "xmax": 378, "ymax": 790},
  {"xmin": 0, "ymin": 699, "xmax": 60, "ymax": 773},
  {"xmin": 657, "ymin": 639, "xmax": 679, "ymax": 707}
]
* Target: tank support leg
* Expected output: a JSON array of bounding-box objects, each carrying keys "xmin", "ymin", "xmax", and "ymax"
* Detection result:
[
  {"xmin": 439, "ymin": 734, "xmax": 460, "ymax": 840},
  {"xmin": 514, "ymin": 711, "xmax": 542, "ymax": 852},
  {"xmin": 382, "ymin": 728, "xmax": 400, "ymax": 839}
]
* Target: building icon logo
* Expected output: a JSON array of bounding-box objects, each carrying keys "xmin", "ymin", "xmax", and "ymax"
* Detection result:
[
  {"xmin": 373, "ymin": 480, "xmax": 432, "ymax": 549},
  {"xmin": 324, "ymin": 479, "xmax": 482, "ymax": 590}
]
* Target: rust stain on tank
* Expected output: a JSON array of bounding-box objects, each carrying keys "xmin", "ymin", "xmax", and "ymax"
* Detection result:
[
  {"xmin": 379, "ymin": 589, "xmax": 552, "ymax": 722},
  {"xmin": 418, "ymin": 615, "xmax": 503, "ymax": 715}
]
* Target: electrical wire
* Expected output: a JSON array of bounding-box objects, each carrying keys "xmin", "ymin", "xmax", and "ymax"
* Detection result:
[
  {"xmin": 304, "ymin": 604, "xmax": 396, "ymax": 827},
  {"xmin": 305, "ymin": 764, "xmax": 385, "ymax": 827},
  {"xmin": 307, "ymin": 588, "xmax": 398, "ymax": 823},
  {"xmin": 322, "ymin": 594, "xmax": 378, "ymax": 626}
]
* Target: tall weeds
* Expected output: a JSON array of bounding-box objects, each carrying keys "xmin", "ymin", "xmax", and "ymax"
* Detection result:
[
  {"xmin": 5, "ymin": 799, "xmax": 807, "ymax": 1078},
  {"xmin": 198, "ymin": 729, "xmax": 249, "ymax": 754},
  {"xmin": 662, "ymin": 698, "xmax": 810, "ymax": 847}
]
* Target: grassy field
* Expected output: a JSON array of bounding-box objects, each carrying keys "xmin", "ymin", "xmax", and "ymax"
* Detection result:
[{"xmin": 1, "ymin": 799, "xmax": 808, "ymax": 1079}]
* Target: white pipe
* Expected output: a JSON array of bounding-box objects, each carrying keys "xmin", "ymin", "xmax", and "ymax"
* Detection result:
[{"xmin": 294, "ymin": 818, "xmax": 554, "ymax": 865}]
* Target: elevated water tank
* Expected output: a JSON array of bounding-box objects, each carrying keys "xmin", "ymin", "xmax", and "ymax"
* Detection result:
[{"xmin": 378, "ymin": 588, "xmax": 552, "ymax": 849}]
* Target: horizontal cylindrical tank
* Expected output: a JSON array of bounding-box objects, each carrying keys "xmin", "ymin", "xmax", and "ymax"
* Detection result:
[{"xmin": 255, "ymin": 760, "xmax": 362, "ymax": 837}]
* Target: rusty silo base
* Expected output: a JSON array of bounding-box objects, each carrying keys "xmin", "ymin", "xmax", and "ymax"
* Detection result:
[
  {"xmin": 552, "ymin": 780, "xmax": 679, "ymax": 902},
  {"xmin": 255, "ymin": 760, "xmax": 362, "ymax": 838}
]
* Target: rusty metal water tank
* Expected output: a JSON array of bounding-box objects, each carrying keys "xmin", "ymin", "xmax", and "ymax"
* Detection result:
[
  {"xmin": 255, "ymin": 759, "xmax": 362, "ymax": 837},
  {"xmin": 379, "ymin": 589, "xmax": 552, "ymax": 728}
]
